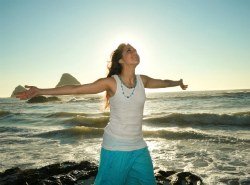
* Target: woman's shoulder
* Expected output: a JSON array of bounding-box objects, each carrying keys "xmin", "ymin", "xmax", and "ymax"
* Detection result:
[
  {"xmin": 104, "ymin": 76, "xmax": 117, "ymax": 96},
  {"xmin": 104, "ymin": 76, "xmax": 116, "ymax": 81},
  {"xmin": 94, "ymin": 76, "xmax": 116, "ymax": 87},
  {"xmin": 138, "ymin": 74, "xmax": 148, "ymax": 84},
  {"xmin": 138, "ymin": 74, "xmax": 148, "ymax": 78}
]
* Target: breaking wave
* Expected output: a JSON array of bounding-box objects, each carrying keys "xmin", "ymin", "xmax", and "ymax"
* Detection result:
[{"xmin": 144, "ymin": 112, "xmax": 250, "ymax": 128}]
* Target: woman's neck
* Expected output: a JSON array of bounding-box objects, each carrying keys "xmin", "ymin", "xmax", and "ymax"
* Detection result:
[{"xmin": 120, "ymin": 68, "xmax": 136, "ymax": 85}]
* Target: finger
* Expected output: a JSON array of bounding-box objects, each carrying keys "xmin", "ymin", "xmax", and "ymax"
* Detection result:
[
  {"xmin": 16, "ymin": 94, "xmax": 26, "ymax": 100},
  {"xmin": 21, "ymin": 93, "xmax": 29, "ymax": 100},
  {"xmin": 15, "ymin": 92, "xmax": 26, "ymax": 97},
  {"xmin": 18, "ymin": 92, "xmax": 26, "ymax": 98},
  {"xmin": 16, "ymin": 91, "xmax": 28, "ymax": 99},
  {"xmin": 15, "ymin": 92, "xmax": 23, "ymax": 96}
]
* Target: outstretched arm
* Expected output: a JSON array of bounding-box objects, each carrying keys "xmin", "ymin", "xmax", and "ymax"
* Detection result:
[
  {"xmin": 15, "ymin": 78, "xmax": 112, "ymax": 100},
  {"xmin": 141, "ymin": 75, "xmax": 188, "ymax": 90}
]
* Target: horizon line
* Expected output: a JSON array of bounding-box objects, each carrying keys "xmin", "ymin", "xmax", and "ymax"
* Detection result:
[{"xmin": 1, "ymin": 88, "xmax": 249, "ymax": 98}]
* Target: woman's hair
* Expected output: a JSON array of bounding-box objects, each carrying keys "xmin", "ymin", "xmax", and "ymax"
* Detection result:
[{"xmin": 104, "ymin": 43, "xmax": 126, "ymax": 109}]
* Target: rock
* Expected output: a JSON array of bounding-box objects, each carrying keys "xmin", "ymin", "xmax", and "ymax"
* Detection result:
[
  {"xmin": 56, "ymin": 73, "xmax": 81, "ymax": 88},
  {"xmin": 47, "ymin": 97, "xmax": 61, "ymax": 101},
  {"xmin": 166, "ymin": 171, "xmax": 203, "ymax": 185},
  {"xmin": 155, "ymin": 170, "xmax": 176, "ymax": 184},
  {"xmin": 27, "ymin": 96, "xmax": 61, "ymax": 103},
  {"xmin": 11, "ymin": 85, "xmax": 26, "ymax": 98},
  {"xmin": 0, "ymin": 161, "xmax": 98, "ymax": 185},
  {"xmin": 0, "ymin": 167, "xmax": 24, "ymax": 185}
]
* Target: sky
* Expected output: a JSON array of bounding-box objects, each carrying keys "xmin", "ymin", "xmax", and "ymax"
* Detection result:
[{"xmin": 0, "ymin": 0, "xmax": 250, "ymax": 97}]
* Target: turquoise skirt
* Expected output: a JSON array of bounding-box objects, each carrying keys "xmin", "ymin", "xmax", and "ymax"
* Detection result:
[{"xmin": 94, "ymin": 147, "xmax": 157, "ymax": 185}]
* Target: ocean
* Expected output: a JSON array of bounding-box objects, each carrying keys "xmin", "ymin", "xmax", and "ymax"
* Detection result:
[{"xmin": 0, "ymin": 89, "xmax": 249, "ymax": 184}]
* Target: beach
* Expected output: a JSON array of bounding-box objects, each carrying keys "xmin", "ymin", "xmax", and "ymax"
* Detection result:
[{"xmin": 0, "ymin": 89, "xmax": 249, "ymax": 184}]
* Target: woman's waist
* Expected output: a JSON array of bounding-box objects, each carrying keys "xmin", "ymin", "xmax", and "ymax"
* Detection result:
[
  {"xmin": 104, "ymin": 124, "xmax": 143, "ymax": 140},
  {"xmin": 103, "ymin": 129, "xmax": 144, "ymax": 142},
  {"xmin": 109, "ymin": 117, "xmax": 143, "ymax": 125}
]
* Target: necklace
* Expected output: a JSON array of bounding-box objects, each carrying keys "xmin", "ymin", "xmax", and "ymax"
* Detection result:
[{"xmin": 118, "ymin": 75, "xmax": 137, "ymax": 99}]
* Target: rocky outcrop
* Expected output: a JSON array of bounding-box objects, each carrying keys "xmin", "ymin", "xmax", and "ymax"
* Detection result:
[
  {"xmin": 155, "ymin": 170, "xmax": 203, "ymax": 185},
  {"xmin": 11, "ymin": 85, "xmax": 26, "ymax": 98},
  {"xmin": 0, "ymin": 160, "xmax": 204, "ymax": 185},
  {"xmin": 56, "ymin": 73, "xmax": 81, "ymax": 87},
  {"xmin": 0, "ymin": 161, "xmax": 97, "ymax": 185},
  {"xmin": 27, "ymin": 96, "xmax": 61, "ymax": 103}
]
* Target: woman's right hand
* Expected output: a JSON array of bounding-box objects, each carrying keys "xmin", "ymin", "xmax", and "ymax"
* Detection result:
[
  {"xmin": 15, "ymin": 85, "xmax": 41, "ymax": 100},
  {"xmin": 179, "ymin": 79, "xmax": 188, "ymax": 90}
]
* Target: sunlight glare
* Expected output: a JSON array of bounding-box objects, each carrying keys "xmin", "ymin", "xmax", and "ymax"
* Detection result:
[{"xmin": 100, "ymin": 32, "xmax": 152, "ymax": 75}]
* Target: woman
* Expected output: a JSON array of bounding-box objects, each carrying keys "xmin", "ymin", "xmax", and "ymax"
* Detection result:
[{"xmin": 16, "ymin": 43, "xmax": 188, "ymax": 185}]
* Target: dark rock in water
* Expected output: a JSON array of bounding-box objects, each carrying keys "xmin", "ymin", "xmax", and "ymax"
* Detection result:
[
  {"xmin": 155, "ymin": 170, "xmax": 176, "ymax": 184},
  {"xmin": 0, "ymin": 161, "xmax": 204, "ymax": 185},
  {"xmin": 27, "ymin": 96, "xmax": 61, "ymax": 103},
  {"xmin": 165, "ymin": 171, "xmax": 203, "ymax": 185},
  {"xmin": 155, "ymin": 170, "xmax": 203, "ymax": 185},
  {"xmin": 0, "ymin": 161, "xmax": 98, "ymax": 185},
  {"xmin": 27, "ymin": 96, "xmax": 47, "ymax": 103},
  {"xmin": 47, "ymin": 97, "xmax": 61, "ymax": 102}
]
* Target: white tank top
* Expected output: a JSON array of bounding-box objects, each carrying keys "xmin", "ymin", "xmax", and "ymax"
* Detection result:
[{"xmin": 101, "ymin": 74, "xmax": 147, "ymax": 151}]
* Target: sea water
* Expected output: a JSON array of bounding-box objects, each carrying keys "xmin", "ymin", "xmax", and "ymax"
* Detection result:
[{"xmin": 0, "ymin": 89, "xmax": 249, "ymax": 184}]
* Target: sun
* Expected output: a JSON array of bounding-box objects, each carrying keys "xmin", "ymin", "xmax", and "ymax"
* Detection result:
[
  {"xmin": 99, "ymin": 31, "xmax": 151, "ymax": 74},
  {"xmin": 96, "ymin": 30, "xmax": 155, "ymax": 77},
  {"xmin": 109, "ymin": 32, "xmax": 145, "ymax": 54}
]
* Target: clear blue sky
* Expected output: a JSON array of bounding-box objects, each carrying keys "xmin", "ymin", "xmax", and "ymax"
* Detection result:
[{"xmin": 1, "ymin": 0, "xmax": 249, "ymax": 97}]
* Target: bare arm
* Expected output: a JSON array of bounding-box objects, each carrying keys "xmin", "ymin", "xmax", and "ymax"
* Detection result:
[
  {"xmin": 40, "ymin": 78, "xmax": 110, "ymax": 95},
  {"xmin": 141, "ymin": 75, "xmax": 188, "ymax": 90},
  {"xmin": 16, "ymin": 78, "xmax": 111, "ymax": 100}
]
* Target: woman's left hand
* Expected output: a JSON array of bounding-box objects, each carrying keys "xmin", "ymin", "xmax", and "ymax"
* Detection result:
[{"xmin": 179, "ymin": 79, "xmax": 188, "ymax": 90}]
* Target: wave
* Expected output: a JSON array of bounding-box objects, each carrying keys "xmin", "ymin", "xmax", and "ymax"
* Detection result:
[
  {"xmin": 46, "ymin": 111, "xmax": 110, "ymax": 118},
  {"xmin": 35, "ymin": 126, "xmax": 103, "ymax": 138},
  {"xmin": 0, "ymin": 126, "xmax": 33, "ymax": 136},
  {"xmin": 46, "ymin": 112, "xmax": 89, "ymax": 118},
  {"xmin": 221, "ymin": 91, "xmax": 250, "ymax": 97},
  {"xmin": 143, "ymin": 129, "xmax": 249, "ymax": 144},
  {"xmin": 146, "ymin": 90, "xmax": 250, "ymax": 100},
  {"xmin": 0, "ymin": 110, "xmax": 11, "ymax": 117},
  {"xmin": 143, "ymin": 112, "xmax": 250, "ymax": 128},
  {"xmin": 52, "ymin": 111, "xmax": 250, "ymax": 129},
  {"xmin": 0, "ymin": 126, "xmax": 22, "ymax": 133},
  {"xmin": 2, "ymin": 109, "xmax": 250, "ymax": 129},
  {"xmin": 63, "ymin": 116, "xmax": 109, "ymax": 128},
  {"xmin": 2, "ymin": 109, "xmax": 249, "ymax": 129},
  {"xmin": 0, "ymin": 110, "xmax": 110, "ymax": 119},
  {"xmin": 66, "ymin": 96, "xmax": 103, "ymax": 103},
  {"xmin": 33, "ymin": 126, "xmax": 249, "ymax": 144}
]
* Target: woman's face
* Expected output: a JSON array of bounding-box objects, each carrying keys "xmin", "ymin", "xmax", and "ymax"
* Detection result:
[{"xmin": 120, "ymin": 44, "xmax": 140, "ymax": 66}]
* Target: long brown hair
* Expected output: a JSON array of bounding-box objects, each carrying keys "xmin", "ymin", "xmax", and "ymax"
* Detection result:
[{"xmin": 104, "ymin": 43, "xmax": 126, "ymax": 109}]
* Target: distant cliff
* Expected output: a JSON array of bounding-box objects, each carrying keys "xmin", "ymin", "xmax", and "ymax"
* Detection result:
[{"xmin": 55, "ymin": 73, "xmax": 81, "ymax": 87}]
